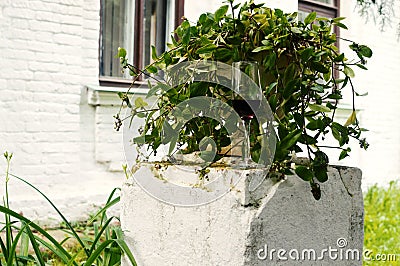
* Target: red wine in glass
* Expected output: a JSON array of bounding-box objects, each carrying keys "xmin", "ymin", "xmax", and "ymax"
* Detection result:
[{"xmin": 232, "ymin": 99, "xmax": 261, "ymax": 121}]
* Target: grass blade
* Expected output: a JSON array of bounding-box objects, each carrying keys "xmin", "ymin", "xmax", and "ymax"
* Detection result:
[
  {"xmin": 0, "ymin": 237, "xmax": 8, "ymax": 262},
  {"xmin": 6, "ymin": 222, "xmax": 29, "ymax": 266},
  {"xmin": 34, "ymin": 236, "xmax": 71, "ymax": 264},
  {"xmin": 89, "ymin": 196, "xmax": 120, "ymax": 225},
  {"xmin": 9, "ymin": 173, "xmax": 89, "ymax": 256},
  {"xmin": 24, "ymin": 225, "xmax": 46, "ymax": 266},
  {"xmin": 83, "ymin": 240, "xmax": 114, "ymax": 266},
  {"xmin": 19, "ymin": 222, "xmax": 29, "ymax": 257},
  {"xmin": 114, "ymin": 239, "xmax": 137, "ymax": 266},
  {"xmin": 0, "ymin": 205, "xmax": 76, "ymax": 266},
  {"xmin": 88, "ymin": 217, "xmax": 114, "ymax": 256}
]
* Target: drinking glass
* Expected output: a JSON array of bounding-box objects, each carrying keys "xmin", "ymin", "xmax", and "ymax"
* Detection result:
[{"xmin": 231, "ymin": 61, "xmax": 262, "ymax": 168}]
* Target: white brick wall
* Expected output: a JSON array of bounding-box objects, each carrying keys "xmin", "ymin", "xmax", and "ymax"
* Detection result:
[
  {"xmin": 0, "ymin": 0, "xmax": 399, "ymax": 225},
  {"xmin": 0, "ymin": 0, "xmax": 121, "ymax": 224},
  {"xmin": 338, "ymin": 0, "xmax": 400, "ymax": 188}
]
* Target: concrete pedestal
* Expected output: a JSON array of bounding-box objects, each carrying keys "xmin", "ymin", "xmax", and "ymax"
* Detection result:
[{"xmin": 121, "ymin": 163, "xmax": 363, "ymax": 265}]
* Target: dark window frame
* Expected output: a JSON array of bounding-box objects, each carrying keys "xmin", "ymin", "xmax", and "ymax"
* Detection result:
[{"xmin": 99, "ymin": 0, "xmax": 185, "ymax": 87}]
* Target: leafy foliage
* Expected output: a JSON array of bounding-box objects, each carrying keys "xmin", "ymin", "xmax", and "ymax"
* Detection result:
[
  {"xmin": 0, "ymin": 152, "xmax": 137, "ymax": 265},
  {"xmin": 364, "ymin": 181, "xmax": 400, "ymax": 265},
  {"xmin": 116, "ymin": 1, "xmax": 371, "ymax": 198}
]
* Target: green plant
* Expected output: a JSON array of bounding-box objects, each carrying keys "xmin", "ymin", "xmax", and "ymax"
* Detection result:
[
  {"xmin": 0, "ymin": 152, "xmax": 137, "ymax": 266},
  {"xmin": 116, "ymin": 0, "xmax": 371, "ymax": 198},
  {"xmin": 364, "ymin": 181, "xmax": 400, "ymax": 265}
]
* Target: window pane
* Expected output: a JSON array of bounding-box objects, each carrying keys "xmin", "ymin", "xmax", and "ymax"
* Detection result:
[
  {"xmin": 100, "ymin": 0, "xmax": 134, "ymax": 78},
  {"xmin": 100, "ymin": 0, "xmax": 176, "ymax": 80},
  {"xmin": 143, "ymin": 0, "xmax": 175, "ymax": 67},
  {"xmin": 314, "ymin": 0, "xmax": 333, "ymax": 4}
]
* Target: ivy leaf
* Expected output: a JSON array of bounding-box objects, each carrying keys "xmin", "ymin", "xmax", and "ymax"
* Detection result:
[
  {"xmin": 214, "ymin": 48, "xmax": 232, "ymax": 62},
  {"xmin": 214, "ymin": 5, "xmax": 229, "ymax": 21},
  {"xmin": 134, "ymin": 97, "xmax": 148, "ymax": 108},
  {"xmin": 311, "ymin": 61, "xmax": 329, "ymax": 73},
  {"xmin": 279, "ymin": 129, "xmax": 302, "ymax": 150},
  {"xmin": 344, "ymin": 110, "xmax": 357, "ymax": 127},
  {"xmin": 308, "ymin": 103, "xmax": 331, "ymax": 113},
  {"xmin": 252, "ymin": 46, "xmax": 272, "ymax": 53},
  {"xmin": 314, "ymin": 167, "xmax": 328, "ymax": 182},
  {"xmin": 339, "ymin": 149, "xmax": 349, "ymax": 160},
  {"xmin": 151, "ymin": 46, "xmax": 158, "ymax": 60},
  {"xmin": 196, "ymin": 43, "xmax": 217, "ymax": 54},
  {"xmin": 304, "ymin": 12, "xmax": 317, "ymax": 25},
  {"xmin": 146, "ymin": 65, "xmax": 158, "ymax": 74},
  {"xmin": 147, "ymin": 83, "xmax": 171, "ymax": 98},
  {"xmin": 181, "ymin": 22, "xmax": 191, "ymax": 45},
  {"xmin": 291, "ymin": 27, "xmax": 302, "ymax": 34},
  {"xmin": 132, "ymin": 135, "xmax": 146, "ymax": 144},
  {"xmin": 295, "ymin": 166, "xmax": 313, "ymax": 181},
  {"xmin": 117, "ymin": 47, "xmax": 127, "ymax": 58},
  {"xmin": 334, "ymin": 53, "xmax": 345, "ymax": 62},
  {"xmin": 344, "ymin": 66, "xmax": 355, "ymax": 78},
  {"xmin": 335, "ymin": 22, "xmax": 348, "ymax": 29},
  {"xmin": 359, "ymin": 45, "xmax": 372, "ymax": 58},
  {"xmin": 310, "ymin": 84, "xmax": 324, "ymax": 92}
]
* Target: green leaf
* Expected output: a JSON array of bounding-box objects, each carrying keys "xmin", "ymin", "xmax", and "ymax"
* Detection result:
[
  {"xmin": 283, "ymin": 63, "xmax": 297, "ymax": 87},
  {"xmin": 335, "ymin": 22, "xmax": 348, "ymax": 29},
  {"xmin": 304, "ymin": 12, "xmax": 317, "ymax": 25},
  {"xmin": 147, "ymin": 83, "xmax": 171, "ymax": 98},
  {"xmin": 343, "ymin": 66, "xmax": 355, "ymax": 78},
  {"xmin": 356, "ymin": 64, "xmax": 368, "ymax": 70},
  {"xmin": 300, "ymin": 47, "xmax": 314, "ymax": 61},
  {"xmin": 310, "ymin": 84, "xmax": 324, "ymax": 92},
  {"xmin": 151, "ymin": 46, "xmax": 158, "ymax": 60},
  {"xmin": 334, "ymin": 53, "xmax": 345, "ymax": 62},
  {"xmin": 214, "ymin": 47, "xmax": 232, "ymax": 61},
  {"xmin": 308, "ymin": 103, "xmax": 331, "ymax": 113},
  {"xmin": 311, "ymin": 61, "xmax": 330, "ymax": 73},
  {"xmin": 279, "ymin": 129, "xmax": 302, "ymax": 150},
  {"xmin": 344, "ymin": 110, "xmax": 357, "ymax": 127},
  {"xmin": 332, "ymin": 17, "xmax": 346, "ymax": 22},
  {"xmin": 196, "ymin": 43, "xmax": 217, "ymax": 54},
  {"xmin": 146, "ymin": 65, "xmax": 158, "ymax": 74},
  {"xmin": 355, "ymin": 91, "xmax": 368, "ymax": 96},
  {"xmin": 133, "ymin": 135, "xmax": 146, "ymax": 144},
  {"xmin": 215, "ymin": 5, "xmax": 229, "ymax": 21},
  {"xmin": 314, "ymin": 168, "xmax": 328, "ymax": 182},
  {"xmin": 266, "ymin": 82, "xmax": 278, "ymax": 94},
  {"xmin": 252, "ymin": 46, "xmax": 272, "ymax": 53},
  {"xmin": 134, "ymin": 97, "xmax": 149, "ymax": 108},
  {"xmin": 295, "ymin": 166, "xmax": 313, "ymax": 181},
  {"xmin": 359, "ymin": 45, "xmax": 372, "ymax": 58},
  {"xmin": 182, "ymin": 24, "xmax": 191, "ymax": 45},
  {"xmin": 339, "ymin": 149, "xmax": 349, "ymax": 160},
  {"xmin": 117, "ymin": 47, "xmax": 127, "ymax": 58},
  {"xmin": 291, "ymin": 27, "xmax": 302, "ymax": 34}
]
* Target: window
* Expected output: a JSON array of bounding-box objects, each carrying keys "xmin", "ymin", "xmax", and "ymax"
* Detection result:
[
  {"xmin": 99, "ymin": 0, "xmax": 185, "ymax": 85},
  {"xmin": 298, "ymin": 0, "xmax": 339, "ymax": 21}
]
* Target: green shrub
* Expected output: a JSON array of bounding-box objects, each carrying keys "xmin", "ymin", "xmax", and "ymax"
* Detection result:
[{"xmin": 364, "ymin": 181, "xmax": 400, "ymax": 265}]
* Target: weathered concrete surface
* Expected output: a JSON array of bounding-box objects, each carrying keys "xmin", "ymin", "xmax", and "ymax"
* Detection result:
[{"xmin": 121, "ymin": 164, "xmax": 363, "ymax": 265}]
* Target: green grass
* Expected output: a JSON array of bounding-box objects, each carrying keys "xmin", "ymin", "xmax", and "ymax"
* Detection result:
[
  {"xmin": 1, "ymin": 152, "xmax": 137, "ymax": 266},
  {"xmin": 364, "ymin": 180, "xmax": 400, "ymax": 265}
]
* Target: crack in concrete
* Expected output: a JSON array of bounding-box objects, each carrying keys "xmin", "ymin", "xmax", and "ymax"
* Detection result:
[{"xmin": 334, "ymin": 166, "xmax": 354, "ymax": 197}]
